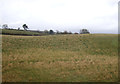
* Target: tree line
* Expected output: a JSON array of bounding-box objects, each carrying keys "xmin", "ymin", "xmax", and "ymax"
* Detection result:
[{"xmin": 1, "ymin": 24, "xmax": 90, "ymax": 34}]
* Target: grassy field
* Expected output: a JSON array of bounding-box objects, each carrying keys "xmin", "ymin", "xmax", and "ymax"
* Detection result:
[{"xmin": 2, "ymin": 34, "xmax": 118, "ymax": 82}]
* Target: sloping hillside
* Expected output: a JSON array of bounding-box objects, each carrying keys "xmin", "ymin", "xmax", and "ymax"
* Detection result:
[{"xmin": 2, "ymin": 34, "xmax": 118, "ymax": 82}]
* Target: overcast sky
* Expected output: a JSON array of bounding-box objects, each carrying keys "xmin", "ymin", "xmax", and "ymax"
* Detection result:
[{"xmin": 0, "ymin": 0, "xmax": 119, "ymax": 33}]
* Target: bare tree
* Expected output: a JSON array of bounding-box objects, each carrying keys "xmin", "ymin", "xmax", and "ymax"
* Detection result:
[
  {"xmin": 2, "ymin": 24, "xmax": 8, "ymax": 29},
  {"xmin": 18, "ymin": 27, "xmax": 20, "ymax": 30}
]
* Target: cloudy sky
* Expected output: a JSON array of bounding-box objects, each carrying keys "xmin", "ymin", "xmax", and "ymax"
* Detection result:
[{"xmin": 0, "ymin": 0, "xmax": 119, "ymax": 33}]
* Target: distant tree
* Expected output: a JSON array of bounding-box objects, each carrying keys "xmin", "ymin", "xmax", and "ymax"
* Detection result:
[
  {"xmin": 63, "ymin": 31, "xmax": 68, "ymax": 34},
  {"xmin": 56, "ymin": 30, "xmax": 60, "ymax": 34},
  {"xmin": 49, "ymin": 30, "xmax": 54, "ymax": 34},
  {"xmin": 44, "ymin": 30, "xmax": 49, "ymax": 33},
  {"xmin": 80, "ymin": 29, "xmax": 90, "ymax": 34},
  {"xmin": 74, "ymin": 32, "xmax": 78, "ymax": 34},
  {"xmin": 23, "ymin": 24, "xmax": 28, "ymax": 30},
  {"xmin": 2, "ymin": 24, "xmax": 8, "ymax": 29},
  {"xmin": 68, "ymin": 31, "xmax": 72, "ymax": 34}
]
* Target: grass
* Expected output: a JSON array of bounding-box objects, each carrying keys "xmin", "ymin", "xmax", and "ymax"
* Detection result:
[{"xmin": 2, "ymin": 34, "xmax": 118, "ymax": 82}]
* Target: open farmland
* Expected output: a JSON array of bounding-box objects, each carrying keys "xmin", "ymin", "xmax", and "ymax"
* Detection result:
[{"xmin": 2, "ymin": 34, "xmax": 118, "ymax": 82}]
